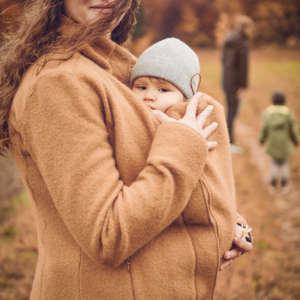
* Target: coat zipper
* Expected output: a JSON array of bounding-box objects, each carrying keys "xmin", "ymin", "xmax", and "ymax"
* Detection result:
[
  {"xmin": 201, "ymin": 179, "xmax": 221, "ymax": 299},
  {"xmin": 127, "ymin": 257, "xmax": 137, "ymax": 300},
  {"xmin": 181, "ymin": 216, "xmax": 199, "ymax": 300}
]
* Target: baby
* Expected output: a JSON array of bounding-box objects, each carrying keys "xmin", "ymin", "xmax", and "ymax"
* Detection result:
[
  {"xmin": 131, "ymin": 37, "xmax": 217, "ymax": 150},
  {"xmin": 130, "ymin": 38, "xmax": 252, "ymax": 271},
  {"xmin": 131, "ymin": 38, "xmax": 200, "ymax": 112}
]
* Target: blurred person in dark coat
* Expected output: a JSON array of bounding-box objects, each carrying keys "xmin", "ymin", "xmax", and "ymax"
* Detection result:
[{"xmin": 222, "ymin": 15, "xmax": 254, "ymax": 153}]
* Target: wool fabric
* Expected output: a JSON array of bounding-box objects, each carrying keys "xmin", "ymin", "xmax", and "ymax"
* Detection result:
[{"xmin": 8, "ymin": 33, "xmax": 236, "ymax": 300}]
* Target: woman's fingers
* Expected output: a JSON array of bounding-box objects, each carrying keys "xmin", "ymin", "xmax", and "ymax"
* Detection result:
[
  {"xmin": 233, "ymin": 237, "xmax": 253, "ymax": 252},
  {"xmin": 152, "ymin": 93, "xmax": 219, "ymax": 150},
  {"xmin": 223, "ymin": 248, "xmax": 243, "ymax": 260},
  {"xmin": 202, "ymin": 122, "xmax": 218, "ymax": 138},
  {"xmin": 223, "ymin": 237, "xmax": 253, "ymax": 260},
  {"xmin": 197, "ymin": 104, "xmax": 214, "ymax": 126},
  {"xmin": 152, "ymin": 110, "xmax": 175, "ymax": 123},
  {"xmin": 220, "ymin": 247, "xmax": 245, "ymax": 271},
  {"xmin": 207, "ymin": 141, "xmax": 218, "ymax": 150},
  {"xmin": 219, "ymin": 258, "xmax": 234, "ymax": 271},
  {"xmin": 219, "ymin": 236, "xmax": 253, "ymax": 271},
  {"xmin": 184, "ymin": 92, "xmax": 201, "ymax": 120}
]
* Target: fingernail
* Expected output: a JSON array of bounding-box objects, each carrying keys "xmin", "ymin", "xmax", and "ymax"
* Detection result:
[
  {"xmin": 213, "ymin": 122, "xmax": 218, "ymax": 127},
  {"xmin": 152, "ymin": 110, "xmax": 159, "ymax": 115},
  {"xmin": 207, "ymin": 105, "xmax": 213, "ymax": 111}
]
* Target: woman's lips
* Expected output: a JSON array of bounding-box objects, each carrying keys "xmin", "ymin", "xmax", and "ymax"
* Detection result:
[{"xmin": 89, "ymin": 5, "xmax": 113, "ymax": 14}]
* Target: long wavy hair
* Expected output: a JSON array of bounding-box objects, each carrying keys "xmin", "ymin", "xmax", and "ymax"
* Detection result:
[{"xmin": 0, "ymin": 0, "xmax": 141, "ymax": 153}]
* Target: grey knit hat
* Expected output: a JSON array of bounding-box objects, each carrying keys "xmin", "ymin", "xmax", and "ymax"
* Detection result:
[{"xmin": 130, "ymin": 38, "xmax": 200, "ymax": 99}]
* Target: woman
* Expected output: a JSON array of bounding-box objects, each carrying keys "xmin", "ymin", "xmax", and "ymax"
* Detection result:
[{"xmin": 0, "ymin": 1, "xmax": 252, "ymax": 299}]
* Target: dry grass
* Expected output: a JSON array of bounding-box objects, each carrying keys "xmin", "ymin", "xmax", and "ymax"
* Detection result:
[
  {"xmin": 207, "ymin": 46, "xmax": 300, "ymax": 299},
  {"xmin": 0, "ymin": 192, "xmax": 37, "ymax": 300}
]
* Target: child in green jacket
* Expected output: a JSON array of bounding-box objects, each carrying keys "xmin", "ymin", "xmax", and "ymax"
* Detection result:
[{"xmin": 259, "ymin": 90, "xmax": 299, "ymax": 187}]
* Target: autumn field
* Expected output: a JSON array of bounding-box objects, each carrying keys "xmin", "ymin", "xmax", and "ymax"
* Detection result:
[
  {"xmin": 0, "ymin": 46, "xmax": 300, "ymax": 300},
  {"xmin": 202, "ymin": 46, "xmax": 300, "ymax": 300}
]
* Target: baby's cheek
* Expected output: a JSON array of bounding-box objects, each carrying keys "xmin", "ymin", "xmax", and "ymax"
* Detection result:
[{"xmin": 161, "ymin": 102, "xmax": 174, "ymax": 112}]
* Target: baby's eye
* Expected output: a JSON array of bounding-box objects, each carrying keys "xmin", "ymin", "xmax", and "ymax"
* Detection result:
[
  {"xmin": 135, "ymin": 85, "xmax": 147, "ymax": 90},
  {"xmin": 159, "ymin": 87, "xmax": 169, "ymax": 92}
]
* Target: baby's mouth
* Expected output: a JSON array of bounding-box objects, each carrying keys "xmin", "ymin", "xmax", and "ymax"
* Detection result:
[{"xmin": 143, "ymin": 102, "xmax": 156, "ymax": 109}]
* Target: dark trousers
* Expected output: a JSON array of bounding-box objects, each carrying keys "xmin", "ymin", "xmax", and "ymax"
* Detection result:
[{"xmin": 225, "ymin": 91, "xmax": 240, "ymax": 144}]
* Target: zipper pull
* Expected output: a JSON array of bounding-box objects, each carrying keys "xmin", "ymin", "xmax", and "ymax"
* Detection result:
[{"xmin": 127, "ymin": 259, "xmax": 131, "ymax": 271}]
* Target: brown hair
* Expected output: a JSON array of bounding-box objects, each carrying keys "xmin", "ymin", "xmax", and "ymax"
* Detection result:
[{"xmin": 0, "ymin": 0, "xmax": 141, "ymax": 153}]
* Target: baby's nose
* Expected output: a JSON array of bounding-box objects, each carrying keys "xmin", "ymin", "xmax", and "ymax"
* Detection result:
[{"xmin": 144, "ymin": 90, "xmax": 157, "ymax": 101}]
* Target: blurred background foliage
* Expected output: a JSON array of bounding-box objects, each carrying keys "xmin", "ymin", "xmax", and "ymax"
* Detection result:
[
  {"xmin": 1, "ymin": 0, "xmax": 300, "ymax": 50},
  {"xmin": 131, "ymin": 0, "xmax": 300, "ymax": 52}
]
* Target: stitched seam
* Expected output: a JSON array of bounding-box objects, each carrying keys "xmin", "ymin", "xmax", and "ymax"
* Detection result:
[
  {"xmin": 181, "ymin": 216, "xmax": 198, "ymax": 300},
  {"xmin": 78, "ymin": 249, "xmax": 82, "ymax": 300},
  {"xmin": 39, "ymin": 223, "xmax": 47, "ymax": 300},
  {"xmin": 127, "ymin": 257, "xmax": 137, "ymax": 300},
  {"xmin": 24, "ymin": 161, "xmax": 46, "ymax": 300}
]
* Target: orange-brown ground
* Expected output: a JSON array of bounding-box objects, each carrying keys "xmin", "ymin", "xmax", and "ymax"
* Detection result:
[{"xmin": 0, "ymin": 47, "xmax": 299, "ymax": 300}]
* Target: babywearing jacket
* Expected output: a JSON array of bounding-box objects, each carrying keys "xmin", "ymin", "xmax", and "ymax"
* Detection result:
[{"xmin": 8, "ymin": 33, "xmax": 236, "ymax": 299}]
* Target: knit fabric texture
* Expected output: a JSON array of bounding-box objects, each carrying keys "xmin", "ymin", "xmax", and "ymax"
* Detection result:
[{"xmin": 130, "ymin": 38, "xmax": 200, "ymax": 99}]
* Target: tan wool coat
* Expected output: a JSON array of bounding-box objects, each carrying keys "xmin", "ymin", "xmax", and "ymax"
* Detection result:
[{"xmin": 8, "ymin": 36, "xmax": 236, "ymax": 300}]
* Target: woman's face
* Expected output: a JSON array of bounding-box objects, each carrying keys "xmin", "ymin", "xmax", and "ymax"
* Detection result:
[{"xmin": 64, "ymin": 0, "xmax": 115, "ymax": 24}]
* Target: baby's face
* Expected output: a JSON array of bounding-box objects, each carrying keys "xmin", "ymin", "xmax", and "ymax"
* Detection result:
[{"xmin": 132, "ymin": 77, "xmax": 184, "ymax": 112}]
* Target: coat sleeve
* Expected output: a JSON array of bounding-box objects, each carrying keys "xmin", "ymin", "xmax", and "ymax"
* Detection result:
[
  {"xmin": 21, "ymin": 71, "xmax": 208, "ymax": 266},
  {"xmin": 165, "ymin": 100, "xmax": 236, "ymax": 226},
  {"xmin": 288, "ymin": 113, "xmax": 299, "ymax": 146},
  {"xmin": 259, "ymin": 113, "xmax": 269, "ymax": 144}
]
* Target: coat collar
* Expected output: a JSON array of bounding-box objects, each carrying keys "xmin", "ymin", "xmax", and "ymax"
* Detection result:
[
  {"xmin": 80, "ymin": 37, "xmax": 137, "ymax": 86},
  {"xmin": 58, "ymin": 15, "xmax": 137, "ymax": 86}
]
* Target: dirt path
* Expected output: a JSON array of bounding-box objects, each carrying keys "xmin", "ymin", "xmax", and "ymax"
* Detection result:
[{"xmin": 215, "ymin": 120, "xmax": 300, "ymax": 299}]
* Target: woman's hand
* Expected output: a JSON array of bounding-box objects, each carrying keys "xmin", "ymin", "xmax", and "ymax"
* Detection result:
[
  {"xmin": 220, "ymin": 237, "xmax": 253, "ymax": 270},
  {"xmin": 152, "ymin": 92, "xmax": 218, "ymax": 150},
  {"xmin": 219, "ymin": 215, "xmax": 254, "ymax": 271}
]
